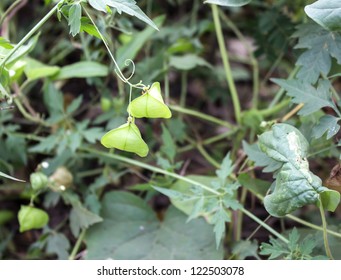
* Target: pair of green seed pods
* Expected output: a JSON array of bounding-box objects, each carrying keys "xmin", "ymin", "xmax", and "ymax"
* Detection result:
[{"xmin": 101, "ymin": 82, "xmax": 171, "ymax": 157}]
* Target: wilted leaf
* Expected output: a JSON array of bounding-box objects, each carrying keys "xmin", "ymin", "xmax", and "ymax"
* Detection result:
[
  {"xmin": 242, "ymin": 141, "xmax": 282, "ymax": 173},
  {"xmin": 258, "ymin": 124, "xmax": 339, "ymax": 217}
]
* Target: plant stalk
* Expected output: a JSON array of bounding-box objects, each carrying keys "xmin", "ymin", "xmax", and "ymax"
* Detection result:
[
  {"xmin": 170, "ymin": 105, "xmax": 235, "ymax": 129},
  {"xmin": 80, "ymin": 147, "xmax": 221, "ymax": 195},
  {"xmin": 211, "ymin": 4, "xmax": 241, "ymax": 124},
  {"xmin": 241, "ymin": 207, "xmax": 289, "ymax": 243},
  {"xmin": 319, "ymin": 202, "xmax": 334, "ymax": 259},
  {"xmin": 69, "ymin": 229, "xmax": 86, "ymax": 260}
]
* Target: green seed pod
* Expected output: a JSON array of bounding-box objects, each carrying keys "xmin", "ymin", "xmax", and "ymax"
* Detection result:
[
  {"xmin": 18, "ymin": 205, "xmax": 49, "ymax": 232},
  {"xmin": 30, "ymin": 172, "xmax": 49, "ymax": 191},
  {"xmin": 101, "ymin": 122, "xmax": 149, "ymax": 157},
  {"xmin": 128, "ymin": 82, "xmax": 172, "ymax": 119},
  {"xmin": 100, "ymin": 97, "xmax": 112, "ymax": 112}
]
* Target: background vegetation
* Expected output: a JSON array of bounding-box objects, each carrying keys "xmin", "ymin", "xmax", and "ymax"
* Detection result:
[{"xmin": 0, "ymin": 0, "xmax": 341, "ymax": 260}]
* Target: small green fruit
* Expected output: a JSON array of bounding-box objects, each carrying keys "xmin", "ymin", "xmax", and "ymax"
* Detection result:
[
  {"xmin": 128, "ymin": 82, "xmax": 172, "ymax": 119},
  {"xmin": 101, "ymin": 122, "xmax": 149, "ymax": 157},
  {"xmin": 18, "ymin": 205, "xmax": 49, "ymax": 232},
  {"xmin": 30, "ymin": 172, "xmax": 48, "ymax": 191},
  {"xmin": 100, "ymin": 97, "xmax": 112, "ymax": 112}
]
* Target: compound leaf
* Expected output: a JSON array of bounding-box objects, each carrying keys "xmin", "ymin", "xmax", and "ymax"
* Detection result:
[
  {"xmin": 272, "ymin": 79, "xmax": 336, "ymax": 116},
  {"xmin": 216, "ymin": 152, "xmax": 233, "ymax": 186},
  {"xmin": 293, "ymin": 23, "xmax": 341, "ymax": 84}
]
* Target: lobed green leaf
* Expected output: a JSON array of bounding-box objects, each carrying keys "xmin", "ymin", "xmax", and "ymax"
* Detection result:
[{"xmin": 272, "ymin": 79, "xmax": 336, "ymax": 116}]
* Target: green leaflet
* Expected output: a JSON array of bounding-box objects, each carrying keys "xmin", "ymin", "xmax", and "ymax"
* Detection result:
[
  {"xmin": 258, "ymin": 124, "xmax": 340, "ymax": 217},
  {"xmin": 128, "ymin": 82, "xmax": 172, "ymax": 119},
  {"xmin": 68, "ymin": 3, "xmax": 82, "ymax": 37},
  {"xmin": 100, "ymin": 122, "xmax": 149, "ymax": 157},
  {"xmin": 292, "ymin": 23, "xmax": 341, "ymax": 84}
]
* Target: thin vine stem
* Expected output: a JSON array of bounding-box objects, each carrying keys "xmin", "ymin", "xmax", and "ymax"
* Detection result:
[
  {"xmin": 218, "ymin": 10, "xmax": 259, "ymax": 109},
  {"xmin": 178, "ymin": 129, "xmax": 238, "ymax": 153},
  {"xmin": 0, "ymin": 0, "xmax": 24, "ymax": 26},
  {"xmin": 241, "ymin": 208, "xmax": 289, "ymax": 243},
  {"xmin": 211, "ymin": 4, "xmax": 241, "ymax": 124},
  {"xmin": 80, "ymin": 146, "xmax": 288, "ymax": 243},
  {"xmin": 319, "ymin": 201, "xmax": 334, "ymax": 259},
  {"xmin": 258, "ymin": 99, "xmax": 291, "ymax": 118},
  {"xmin": 170, "ymin": 105, "xmax": 235, "ymax": 129},
  {"xmin": 80, "ymin": 147, "xmax": 221, "ymax": 195},
  {"xmin": 68, "ymin": 229, "xmax": 86, "ymax": 260},
  {"xmin": 83, "ymin": 6, "xmax": 144, "ymax": 90},
  {"xmin": 247, "ymin": 189, "xmax": 341, "ymax": 240}
]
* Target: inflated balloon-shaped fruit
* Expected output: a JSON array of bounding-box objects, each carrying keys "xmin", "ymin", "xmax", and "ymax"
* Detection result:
[
  {"xmin": 18, "ymin": 205, "xmax": 49, "ymax": 232},
  {"xmin": 128, "ymin": 82, "xmax": 172, "ymax": 118},
  {"xmin": 30, "ymin": 172, "xmax": 49, "ymax": 191},
  {"xmin": 101, "ymin": 122, "xmax": 149, "ymax": 157}
]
